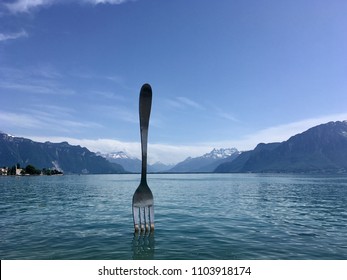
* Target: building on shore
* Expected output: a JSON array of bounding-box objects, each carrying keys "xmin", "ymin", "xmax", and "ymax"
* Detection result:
[
  {"xmin": 15, "ymin": 166, "xmax": 23, "ymax": 176},
  {"xmin": 0, "ymin": 167, "xmax": 8, "ymax": 175}
]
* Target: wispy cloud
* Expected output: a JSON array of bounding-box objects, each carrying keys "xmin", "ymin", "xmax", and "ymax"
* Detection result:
[
  {"xmin": 0, "ymin": 66, "xmax": 74, "ymax": 95},
  {"xmin": 23, "ymin": 104, "xmax": 76, "ymax": 120},
  {"xmin": 206, "ymin": 113, "xmax": 347, "ymax": 152},
  {"xmin": 27, "ymin": 104, "xmax": 103, "ymax": 130},
  {"xmin": 95, "ymin": 104, "xmax": 138, "ymax": 124},
  {"xmin": 4, "ymin": 0, "xmax": 132, "ymax": 14},
  {"xmin": 247, "ymin": 113, "xmax": 347, "ymax": 143},
  {"xmin": 177, "ymin": 97, "xmax": 204, "ymax": 109},
  {"xmin": 83, "ymin": 0, "xmax": 130, "ymax": 6},
  {"xmin": 0, "ymin": 30, "xmax": 28, "ymax": 42},
  {"xmin": 4, "ymin": 0, "xmax": 53, "ymax": 14},
  {"xmin": 215, "ymin": 110, "xmax": 239, "ymax": 122},
  {"xmin": 0, "ymin": 81, "xmax": 74, "ymax": 95},
  {"xmin": 0, "ymin": 111, "xmax": 44, "ymax": 129},
  {"xmin": 0, "ymin": 107, "xmax": 102, "ymax": 135},
  {"xmin": 167, "ymin": 96, "xmax": 204, "ymax": 110},
  {"xmin": 91, "ymin": 90, "xmax": 126, "ymax": 102},
  {"xmin": 68, "ymin": 69, "xmax": 136, "ymax": 93}
]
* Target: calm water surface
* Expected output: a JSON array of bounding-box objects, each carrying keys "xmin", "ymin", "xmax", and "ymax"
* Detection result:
[{"xmin": 1, "ymin": 174, "xmax": 346, "ymax": 259}]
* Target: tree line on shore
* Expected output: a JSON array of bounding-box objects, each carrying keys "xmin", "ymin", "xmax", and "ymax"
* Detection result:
[{"xmin": 2, "ymin": 164, "xmax": 63, "ymax": 176}]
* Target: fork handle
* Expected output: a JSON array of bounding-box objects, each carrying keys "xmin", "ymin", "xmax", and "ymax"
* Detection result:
[{"xmin": 139, "ymin": 83, "xmax": 152, "ymax": 184}]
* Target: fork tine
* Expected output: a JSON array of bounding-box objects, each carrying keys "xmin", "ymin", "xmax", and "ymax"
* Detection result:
[
  {"xmin": 144, "ymin": 206, "xmax": 150, "ymax": 232},
  {"xmin": 149, "ymin": 205, "xmax": 154, "ymax": 231},
  {"xmin": 140, "ymin": 207, "xmax": 145, "ymax": 232},
  {"xmin": 133, "ymin": 207, "xmax": 140, "ymax": 232}
]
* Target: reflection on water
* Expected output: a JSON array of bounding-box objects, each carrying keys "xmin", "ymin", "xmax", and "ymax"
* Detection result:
[{"xmin": 132, "ymin": 232, "xmax": 155, "ymax": 259}]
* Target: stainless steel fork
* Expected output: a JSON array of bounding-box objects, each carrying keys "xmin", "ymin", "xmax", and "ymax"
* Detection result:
[{"xmin": 132, "ymin": 83, "xmax": 154, "ymax": 232}]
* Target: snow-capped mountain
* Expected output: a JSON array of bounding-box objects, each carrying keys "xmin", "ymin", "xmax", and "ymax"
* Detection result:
[
  {"xmin": 100, "ymin": 151, "xmax": 174, "ymax": 173},
  {"xmin": 215, "ymin": 121, "xmax": 347, "ymax": 173},
  {"xmin": 202, "ymin": 148, "xmax": 239, "ymax": 159},
  {"xmin": 98, "ymin": 151, "xmax": 141, "ymax": 173},
  {"xmin": 169, "ymin": 148, "xmax": 240, "ymax": 173},
  {"xmin": 103, "ymin": 151, "xmax": 133, "ymax": 160}
]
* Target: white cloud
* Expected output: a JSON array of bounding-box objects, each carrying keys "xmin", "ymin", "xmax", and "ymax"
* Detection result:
[
  {"xmin": 83, "ymin": 0, "xmax": 129, "ymax": 4},
  {"xmin": 0, "ymin": 66, "xmax": 75, "ymax": 95},
  {"xmin": 247, "ymin": 113, "xmax": 347, "ymax": 144},
  {"xmin": 207, "ymin": 113, "xmax": 347, "ymax": 151},
  {"xmin": 0, "ymin": 111, "xmax": 43, "ymax": 129},
  {"xmin": 91, "ymin": 90, "xmax": 126, "ymax": 102},
  {"xmin": 215, "ymin": 110, "xmax": 239, "ymax": 122},
  {"xmin": 4, "ymin": 0, "xmax": 53, "ymax": 13},
  {"xmin": 0, "ymin": 30, "xmax": 28, "ymax": 42},
  {"xmin": 4, "ymin": 0, "xmax": 131, "ymax": 13},
  {"xmin": 0, "ymin": 108, "xmax": 102, "ymax": 135},
  {"xmin": 177, "ymin": 97, "xmax": 204, "ymax": 109},
  {"xmin": 26, "ymin": 136, "xmax": 212, "ymax": 165},
  {"xmin": 0, "ymin": 81, "xmax": 66, "ymax": 95},
  {"xmin": 167, "ymin": 96, "xmax": 204, "ymax": 110},
  {"xmin": 14, "ymin": 113, "xmax": 347, "ymax": 165}
]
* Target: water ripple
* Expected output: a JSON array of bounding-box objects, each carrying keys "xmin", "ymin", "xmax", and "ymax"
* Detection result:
[{"xmin": 1, "ymin": 174, "xmax": 347, "ymax": 259}]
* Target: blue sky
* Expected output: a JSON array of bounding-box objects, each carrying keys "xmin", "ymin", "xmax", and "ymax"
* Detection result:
[{"xmin": 1, "ymin": 0, "xmax": 347, "ymax": 164}]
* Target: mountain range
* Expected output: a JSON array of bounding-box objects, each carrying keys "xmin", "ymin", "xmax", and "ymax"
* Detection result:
[
  {"xmin": 1, "ymin": 121, "xmax": 346, "ymax": 174},
  {"xmin": 0, "ymin": 132, "xmax": 124, "ymax": 174},
  {"xmin": 215, "ymin": 121, "xmax": 347, "ymax": 173},
  {"xmin": 168, "ymin": 148, "xmax": 240, "ymax": 173},
  {"xmin": 99, "ymin": 151, "xmax": 174, "ymax": 173}
]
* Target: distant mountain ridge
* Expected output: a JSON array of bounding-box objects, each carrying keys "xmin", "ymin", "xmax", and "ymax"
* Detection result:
[
  {"xmin": 101, "ymin": 151, "xmax": 174, "ymax": 173},
  {"xmin": 169, "ymin": 148, "xmax": 240, "ymax": 173},
  {"xmin": 2, "ymin": 120, "xmax": 346, "ymax": 174},
  {"xmin": 0, "ymin": 132, "xmax": 124, "ymax": 174},
  {"xmin": 215, "ymin": 121, "xmax": 347, "ymax": 173}
]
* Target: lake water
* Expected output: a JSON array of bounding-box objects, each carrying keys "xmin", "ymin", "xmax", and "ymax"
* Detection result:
[{"xmin": 1, "ymin": 173, "xmax": 346, "ymax": 260}]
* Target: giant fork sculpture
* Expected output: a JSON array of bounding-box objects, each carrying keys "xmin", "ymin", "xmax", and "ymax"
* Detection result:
[{"xmin": 132, "ymin": 83, "xmax": 154, "ymax": 233}]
